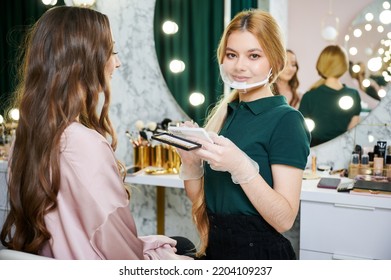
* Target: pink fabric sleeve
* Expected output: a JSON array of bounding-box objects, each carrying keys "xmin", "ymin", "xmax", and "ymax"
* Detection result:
[{"xmin": 41, "ymin": 123, "xmax": 193, "ymax": 260}]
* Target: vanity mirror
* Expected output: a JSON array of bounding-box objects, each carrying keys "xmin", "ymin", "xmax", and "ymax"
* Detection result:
[{"xmin": 344, "ymin": 0, "xmax": 390, "ymax": 111}]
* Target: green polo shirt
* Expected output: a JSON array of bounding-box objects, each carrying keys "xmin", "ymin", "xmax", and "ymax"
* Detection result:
[
  {"xmin": 298, "ymin": 84, "xmax": 361, "ymax": 146},
  {"xmin": 204, "ymin": 95, "xmax": 310, "ymax": 215}
]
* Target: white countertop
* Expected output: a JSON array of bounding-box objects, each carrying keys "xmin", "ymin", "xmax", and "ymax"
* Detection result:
[{"xmin": 125, "ymin": 169, "xmax": 391, "ymax": 209}]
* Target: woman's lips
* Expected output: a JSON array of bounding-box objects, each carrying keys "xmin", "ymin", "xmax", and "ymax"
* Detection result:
[{"xmin": 232, "ymin": 75, "xmax": 249, "ymax": 82}]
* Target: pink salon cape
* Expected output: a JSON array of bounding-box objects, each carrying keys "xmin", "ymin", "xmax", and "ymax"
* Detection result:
[{"xmin": 39, "ymin": 122, "xmax": 191, "ymax": 260}]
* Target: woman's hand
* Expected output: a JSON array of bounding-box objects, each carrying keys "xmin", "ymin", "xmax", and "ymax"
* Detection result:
[
  {"xmin": 194, "ymin": 133, "xmax": 259, "ymax": 184},
  {"xmin": 175, "ymin": 121, "xmax": 204, "ymax": 180}
]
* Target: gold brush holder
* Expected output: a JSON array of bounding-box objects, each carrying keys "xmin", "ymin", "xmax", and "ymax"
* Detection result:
[
  {"xmin": 133, "ymin": 144, "xmax": 181, "ymax": 174},
  {"xmin": 133, "ymin": 145, "xmax": 151, "ymax": 169}
]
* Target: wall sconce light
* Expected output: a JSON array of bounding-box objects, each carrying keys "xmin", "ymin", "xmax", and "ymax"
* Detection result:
[{"xmin": 321, "ymin": 0, "xmax": 339, "ymax": 42}]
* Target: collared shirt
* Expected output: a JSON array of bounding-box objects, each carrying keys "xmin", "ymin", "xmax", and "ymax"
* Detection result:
[
  {"xmin": 204, "ymin": 95, "xmax": 310, "ymax": 215},
  {"xmin": 299, "ymin": 84, "xmax": 361, "ymax": 146}
]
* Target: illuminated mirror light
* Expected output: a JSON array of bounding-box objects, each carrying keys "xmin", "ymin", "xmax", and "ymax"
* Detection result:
[
  {"xmin": 349, "ymin": 47, "xmax": 358, "ymax": 56},
  {"xmin": 383, "ymin": 1, "xmax": 391, "ymax": 9},
  {"xmin": 388, "ymin": 32, "xmax": 391, "ymax": 39},
  {"xmin": 71, "ymin": 0, "xmax": 96, "ymax": 7},
  {"xmin": 379, "ymin": 10, "xmax": 391, "ymax": 24},
  {"xmin": 377, "ymin": 25, "xmax": 384, "ymax": 33},
  {"xmin": 304, "ymin": 118, "xmax": 315, "ymax": 132},
  {"xmin": 378, "ymin": 88, "xmax": 386, "ymax": 98},
  {"xmin": 365, "ymin": 23, "xmax": 372, "ymax": 31},
  {"xmin": 368, "ymin": 133, "xmax": 375, "ymax": 143},
  {"xmin": 338, "ymin": 96, "xmax": 354, "ymax": 110},
  {"xmin": 42, "ymin": 0, "xmax": 57, "ymax": 4},
  {"xmin": 352, "ymin": 64, "xmax": 361, "ymax": 73},
  {"xmin": 162, "ymin": 21, "xmax": 178, "ymax": 35},
  {"xmin": 9, "ymin": 108, "xmax": 20, "ymax": 121},
  {"xmin": 0, "ymin": 115, "xmax": 3, "ymax": 124},
  {"xmin": 169, "ymin": 59, "xmax": 185, "ymax": 73},
  {"xmin": 189, "ymin": 92, "xmax": 205, "ymax": 106},
  {"xmin": 353, "ymin": 28, "xmax": 362, "ymax": 37},
  {"xmin": 362, "ymin": 79, "xmax": 371, "ymax": 87},
  {"xmin": 345, "ymin": 35, "xmax": 350, "ymax": 41},
  {"xmin": 365, "ymin": 12, "xmax": 374, "ymax": 21},
  {"xmin": 367, "ymin": 57, "xmax": 382, "ymax": 71}
]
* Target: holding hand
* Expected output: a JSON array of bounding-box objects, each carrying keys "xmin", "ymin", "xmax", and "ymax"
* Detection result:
[
  {"xmin": 175, "ymin": 121, "xmax": 204, "ymax": 180},
  {"xmin": 195, "ymin": 133, "xmax": 259, "ymax": 184}
]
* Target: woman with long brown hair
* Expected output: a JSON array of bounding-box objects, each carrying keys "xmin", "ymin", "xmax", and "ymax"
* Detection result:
[
  {"xmin": 177, "ymin": 9, "xmax": 310, "ymax": 259},
  {"xmin": 274, "ymin": 49, "xmax": 301, "ymax": 108},
  {"xmin": 0, "ymin": 6, "xmax": 192, "ymax": 260}
]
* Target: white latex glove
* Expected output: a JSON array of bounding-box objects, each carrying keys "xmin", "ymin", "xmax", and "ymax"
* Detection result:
[
  {"xmin": 175, "ymin": 121, "xmax": 204, "ymax": 180},
  {"xmin": 194, "ymin": 133, "xmax": 259, "ymax": 184}
]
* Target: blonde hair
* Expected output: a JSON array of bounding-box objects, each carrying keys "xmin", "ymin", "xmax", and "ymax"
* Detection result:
[
  {"xmin": 193, "ymin": 9, "xmax": 286, "ymax": 257},
  {"xmin": 310, "ymin": 45, "xmax": 348, "ymax": 90}
]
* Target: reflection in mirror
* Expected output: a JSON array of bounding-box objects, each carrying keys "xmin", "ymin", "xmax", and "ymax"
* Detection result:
[
  {"xmin": 344, "ymin": 0, "xmax": 390, "ymax": 113},
  {"xmin": 306, "ymin": 0, "xmax": 391, "ymax": 148}
]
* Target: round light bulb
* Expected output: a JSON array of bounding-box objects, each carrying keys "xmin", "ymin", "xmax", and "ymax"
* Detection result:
[
  {"xmin": 338, "ymin": 96, "xmax": 354, "ymax": 110},
  {"xmin": 304, "ymin": 118, "xmax": 315, "ymax": 132},
  {"xmin": 189, "ymin": 92, "xmax": 205, "ymax": 106},
  {"xmin": 321, "ymin": 26, "xmax": 338, "ymax": 41}
]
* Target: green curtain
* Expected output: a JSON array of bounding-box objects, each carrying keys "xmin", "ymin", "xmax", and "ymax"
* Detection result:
[
  {"xmin": 0, "ymin": 0, "xmax": 65, "ymax": 117},
  {"xmin": 154, "ymin": 0, "xmax": 224, "ymax": 125},
  {"xmin": 154, "ymin": 0, "xmax": 261, "ymax": 125},
  {"xmin": 231, "ymin": 0, "xmax": 258, "ymax": 17}
]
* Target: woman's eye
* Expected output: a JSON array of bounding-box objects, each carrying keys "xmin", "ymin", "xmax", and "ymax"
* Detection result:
[
  {"xmin": 250, "ymin": 54, "xmax": 260, "ymax": 59},
  {"xmin": 226, "ymin": 53, "xmax": 236, "ymax": 59},
  {"xmin": 112, "ymin": 51, "xmax": 118, "ymax": 55}
]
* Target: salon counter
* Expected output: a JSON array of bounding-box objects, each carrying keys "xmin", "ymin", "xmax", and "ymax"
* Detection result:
[
  {"xmin": 300, "ymin": 176, "xmax": 391, "ymax": 260},
  {"xmin": 126, "ymin": 171, "xmax": 391, "ymax": 259}
]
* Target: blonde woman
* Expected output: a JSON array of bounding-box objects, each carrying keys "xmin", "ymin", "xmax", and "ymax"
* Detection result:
[
  {"xmin": 299, "ymin": 45, "xmax": 361, "ymax": 147},
  {"xmin": 177, "ymin": 10, "xmax": 310, "ymax": 260}
]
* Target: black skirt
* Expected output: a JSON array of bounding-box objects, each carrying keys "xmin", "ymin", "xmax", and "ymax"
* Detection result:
[{"xmin": 203, "ymin": 211, "xmax": 296, "ymax": 260}]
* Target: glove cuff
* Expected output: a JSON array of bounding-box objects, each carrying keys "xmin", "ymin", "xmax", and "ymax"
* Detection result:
[
  {"xmin": 231, "ymin": 156, "xmax": 259, "ymax": 184},
  {"xmin": 179, "ymin": 162, "xmax": 204, "ymax": 180}
]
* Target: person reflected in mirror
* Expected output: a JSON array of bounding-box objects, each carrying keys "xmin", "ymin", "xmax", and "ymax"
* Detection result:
[
  {"xmin": 348, "ymin": 61, "xmax": 381, "ymax": 110},
  {"xmin": 274, "ymin": 49, "xmax": 301, "ymax": 109},
  {"xmin": 298, "ymin": 45, "xmax": 361, "ymax": 147},
  {"xmin": 176, "ymin": 9, "xmax": 310, "ymax": 260},
  {"xmin": 0, "ymin": 6, "xmax": 193, "ymax": 260}
]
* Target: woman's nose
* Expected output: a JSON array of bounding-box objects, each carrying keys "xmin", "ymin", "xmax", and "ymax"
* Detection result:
[{"xmin": 115, "ymin": 56, "xmax": 121, "ymax": 68}]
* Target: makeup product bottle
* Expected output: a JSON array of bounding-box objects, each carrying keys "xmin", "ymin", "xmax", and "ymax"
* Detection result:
[
  {"xmin": 386, "ymin": 155, "xmax": 391, "ymax": 179},
  {"xmin": 373, "ymin": 156, "xmax": 384, "ymax": 177},
  {"xmin": 311, "ymin": 154, "xmax": 317, "ymax": 174},
  {"xmin": 377, "ymin": 140, "xmax": 387, "ymax": 160},
  {"xmin": 348, "ymin": 153, "xmax": 360, "ymax": 179},
  {"xmin": 359, "ymin": 154, "xmax": 371, "ymax": 176},
  {"xmin": 368, "ymin": 152, "xmax": 374, "ymax": 168}
]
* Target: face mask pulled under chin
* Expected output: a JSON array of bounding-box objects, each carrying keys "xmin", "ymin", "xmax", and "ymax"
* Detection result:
[{"xmin": 219, "ymin": 64, "xmax": 272, "ymax": 91}]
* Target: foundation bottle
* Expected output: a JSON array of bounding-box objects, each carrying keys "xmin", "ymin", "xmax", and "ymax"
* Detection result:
[
  {"xmin": 373, "ymin": 156, "xmax": 384, "ymax": 177},
  {"xmin": 368, "ymin": 152, "xmax": 374, "ymax": 168},
  {"xmin": 359, "ymin": 154, "xmax": 371, "ymax": 176},
  {"xmin": 348, "ymin": 153, "xmax": 360, "ymax": 179}
]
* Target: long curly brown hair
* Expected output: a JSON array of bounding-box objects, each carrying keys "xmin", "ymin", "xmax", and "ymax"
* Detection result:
[{"xmin": 0, "ymin": 6, "xmax": 117, "ymax": 254}]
